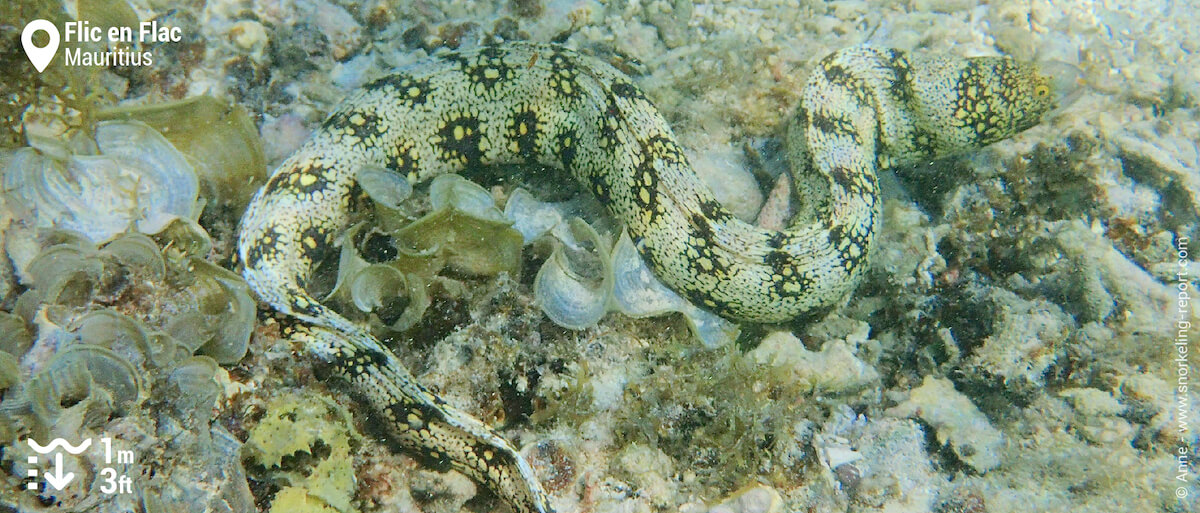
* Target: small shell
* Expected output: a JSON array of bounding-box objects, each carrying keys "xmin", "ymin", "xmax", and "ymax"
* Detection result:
[
  {"xmin": 355, "ymin": 174, "xmax": 525, "ymax": 278},
  {"xmin": 6, "ymin": 230, "xmax": 93, "ymax": 280},
  {"xmin": 147, "ymin": 331, "xmax": 192, "ymax": 368},
  {"xmin": 503, "ymin": 187, "xmax": 605, "ymax": 245},
  {"xmin": 511, "ymin": 192, "xmax": 739, "ymax": 341},
  {"xmin": 682, "ymin": 305, "xmax": 741, "ymax": 348},
  {"xmin": 534, "ymin": 218, "xmax": 611, "ymax": 330},
  {"xmin": 13, "ymin": 341, "xmax": 142, "ymax": 441},
  {"xmin": 13, "ymin": 289, "xmax": 42, "ymax": 323},
  {"xmin": 95, "ymin": 121, "xmax": 200, "ymax": 233},
  {"xmin": 610, "ymin": 231, "xmax": 687, "ymax": 317},
  {"xmin": 329, "ymin": 223, "xmax": 372, "ymax": 299},
  {"xmin": 389, "ymin": 272, "xmax": 430, "ymax": 332},
  {"xmin": 163, "ymin": 259, "xmax": 253, "ymax": 364},
  {"xmin": 343, "ymin": 174, "xmax": 532, "ymax": 330},
  {"xmin": 353, "ymin": 265, "xmax": 430, "ymax": 331},
  {"xmin": 329, "ymin": 224, "xmax": 431, "ymax": 331}
]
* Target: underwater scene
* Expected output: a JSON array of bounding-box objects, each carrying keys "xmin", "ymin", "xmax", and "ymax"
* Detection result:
[{"xmin": 0, "ymin": 0, "xmax": 1196, "ymax": 512}]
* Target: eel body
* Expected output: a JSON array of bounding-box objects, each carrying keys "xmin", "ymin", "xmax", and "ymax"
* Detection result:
[{"xmin": 237, "ymin": 42, "xmax": 1060, "ymax": 512}]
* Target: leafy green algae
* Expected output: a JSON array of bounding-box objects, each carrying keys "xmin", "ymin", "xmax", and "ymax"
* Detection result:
[{"xmin": 244, "ymin": 392, "xmax": 362, "ymax": 513}]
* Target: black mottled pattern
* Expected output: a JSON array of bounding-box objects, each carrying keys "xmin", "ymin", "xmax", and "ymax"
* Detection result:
[
  {"xmin": 385, "ymin": 139, "xmax": 420, "ymax": 180},
  {"xmin": 334, "ymin": 345, "xmax": 392, "ymax": 379},
  {"xmin": 323, "ymin": 108, "xmax": 383, "ymax": 137},
  {"xmin": 290, "ymin": 297, "xmax": 324, "ymax": 317},
  {"xmin": 883, "ymin": 48, "xmax": 916, "ymax": 105},
  {"xmin": 955, "ymin": 60, "xmax": 1011, "ymax": 144},
  {"xmin": 555, "ymin": 127, "xmax": 578, "ymax": 169},
  {"xmin": 463, "ymin": 45, "xmax": 516, "ymax": 93},
  {"xmin": 697, "ymin": 198, "xmax": 733, "ymax": 223},
  {"xmin": 545, "ymin": 48, "xmax": 583, "ymax": 101},
  {"xmin": 827, "ymin": 165, "xmax": 864, "ymax": 196},
  {"xmin": 508, "ymin": 108, "xmax": 543, "ymax": 161},
  {"xmin": 630, "ymin": 151, "xmax": 662, "ymax": 226},
  {"xmin": 365, "ymin": 74, "xmax": 432, "ymax": 107},
  {"xmin": 261, "ymin": 163, "xmax": 332, "ymax": 197},
  {"xmin": 609, "ymin": 78, "xmax": 648, "ymax": 102},
  {"xmin": 819, "ymin": 61, "xmax": 872, "ymax": 106},
  {"xmin": 807, "ymin": 110, "xmax": 862, "ymax": 144},
  {"xmin": 436, "ymin": 113, "xmax": 485, "ymax": 168},
  {"xmin": 826, "ymin": 222, "xmax": 870, "ymax": 271},
  {"xmin": 242, "ymin": 238, "xmax": 271, "ymax": 269},
  {"xmin": 297, "ymin": 223, "xmax": 334, "ymax": 267},
  {"xmin": 598, "ymin": 93, "xmax": 623, "ymax": 144},
  {"xmin": 588, "ymin": 172, "xmax": 613, "ymax": 204}
]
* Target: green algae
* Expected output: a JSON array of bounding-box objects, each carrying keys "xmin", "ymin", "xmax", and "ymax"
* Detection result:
[
  {"xmin": 532, "ymin": 328, "xmax": 830, "ymax": 497},
  {"xmin": 0, "ymin": 230, "xmax": 253, "ymax": 446},
  {"xmin": 244, "ymin": 392, "xmax": 361, "ymax": 513},
  {"xmin": 327, "ymin": 173, "xmax": 526, "ymax": 331},
  {"xmin": 97, "ymin": 96, "xmax": 268, "ymax": 214},
  {"xmin": 613, "ymin": 340, "xmax": 825, "ymax": 495}
]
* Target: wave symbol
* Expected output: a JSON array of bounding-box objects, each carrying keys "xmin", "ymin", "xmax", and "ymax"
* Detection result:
[{"xmin": 27, "ymin": 438, "xmax": 92, "ymax": 455}]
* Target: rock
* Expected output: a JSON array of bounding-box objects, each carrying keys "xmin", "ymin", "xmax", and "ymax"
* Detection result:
[
  {"xmin": 706, "ymin": 484, "xmax": 782, "ymax": 513},
  {"xmin": 886, "ymin": 376, "xmax": 1003, "ymax": 473},
  {"xmin": 749, "ymin": 331, "xmax": 880, "ymax": 394}
]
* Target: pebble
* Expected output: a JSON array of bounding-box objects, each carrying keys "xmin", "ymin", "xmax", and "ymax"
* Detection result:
[
  {"xmin": 707, "ymin": 484, "xmax": 782, "ymax": 513},
  {"xmin": 229, "ymin": 20, "xmax": 268, "ymax": 53}
]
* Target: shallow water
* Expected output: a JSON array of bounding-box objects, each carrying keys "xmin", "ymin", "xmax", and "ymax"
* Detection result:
[{"xmin": 0, "ymin": 1, "xmax": 1197, "ymax": 512}]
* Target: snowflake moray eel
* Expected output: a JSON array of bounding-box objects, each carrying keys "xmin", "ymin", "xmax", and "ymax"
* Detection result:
[{"xmin": 238, "ymin": 42, "xmax": 1065, "ymax": 512}]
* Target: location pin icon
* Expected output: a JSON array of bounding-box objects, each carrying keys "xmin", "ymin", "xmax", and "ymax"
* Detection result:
[{"xmin": 22, "ymin": 20, "xmax": 60, "ymax": 73}]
